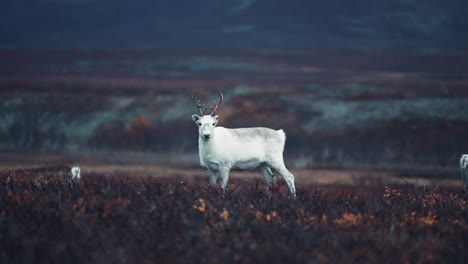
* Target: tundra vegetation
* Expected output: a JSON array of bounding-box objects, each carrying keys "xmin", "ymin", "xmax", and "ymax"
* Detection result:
[
  {"xmin": 0, "ymin": 169, "xmax": 467, "ymax": 263},
  {"xmin": 1, "ymin": 50, "xmax": 467, "ymax": 263}
]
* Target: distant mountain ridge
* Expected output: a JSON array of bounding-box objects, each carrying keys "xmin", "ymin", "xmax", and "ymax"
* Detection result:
[{"xmin": 1, "ymin": 0, "xmax": 467, "ymax": 51}]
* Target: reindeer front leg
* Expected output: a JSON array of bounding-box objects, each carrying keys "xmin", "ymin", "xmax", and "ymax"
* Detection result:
[
  {"xmin": 208, "ymin": 168, "xmax": 218, "ymax": 187},
  {"xmin": 219, "ymin": 167, "xmax": 231, "ymax": 194}
]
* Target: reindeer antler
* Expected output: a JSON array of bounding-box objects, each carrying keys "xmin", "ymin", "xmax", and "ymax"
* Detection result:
[
  {"xmin": 192, "ymin": 91, "xmax": 206, "ymax": 115},
  {"xmin": 209, "ymin": 92, "xmax": 223, "ymax": 115}
]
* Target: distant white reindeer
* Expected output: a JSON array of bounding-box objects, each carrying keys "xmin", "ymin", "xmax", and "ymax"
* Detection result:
[
  {"xmin": 24, "ymin": 165, "xmax": 81, "ymax": 179},
  {"xmin": 191, "ymin": 92, "xmax": 296, "ymax": 196},
  {"xmin": 460, "ymin": 154, "xmax": 468, "ymax": 190}
]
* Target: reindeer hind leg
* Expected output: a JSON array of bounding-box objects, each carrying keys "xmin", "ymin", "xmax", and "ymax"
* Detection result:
[
  {"xmin": 258, "ymin": 164, "xmax": 275, "ymax": 196},
  {"xmin": 267, "ymin": 161, "xmax": 296, "ymax": 197}
]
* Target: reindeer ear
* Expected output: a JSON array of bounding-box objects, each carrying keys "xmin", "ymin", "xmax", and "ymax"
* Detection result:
[
  {"xmin": 213, "ymin": 115, "xmax": 219, "ymax": 125},
  {"xmin": 192, "ymin": 115, "xmax": 201, "ymax": 122}
]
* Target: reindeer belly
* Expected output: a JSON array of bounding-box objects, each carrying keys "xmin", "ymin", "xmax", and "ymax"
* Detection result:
[
  {"xmin": 228, "ymin": 140, "xmax": 265, "ymax": 170},
  {"xmin": 232, "ymin": 158, "xmax": 262, "ymax": 170}
]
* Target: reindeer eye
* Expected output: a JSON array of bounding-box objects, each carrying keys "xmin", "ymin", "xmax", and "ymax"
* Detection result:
[
  {"xmin": 212, "ymin": 123, "xmax": 216, "ymax": 126},
  {"xmin": 197, "ymin": 122, "xmax": 201, "ymax": 126}
]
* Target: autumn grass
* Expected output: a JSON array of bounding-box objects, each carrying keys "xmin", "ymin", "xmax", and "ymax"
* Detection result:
[{"xmin": 0, "ymin": 169, "xmax": 467, "ymax": 263}]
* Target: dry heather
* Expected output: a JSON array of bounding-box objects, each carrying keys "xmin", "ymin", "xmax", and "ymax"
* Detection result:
[{"xmin": 0, "ymin": 169, "xmax": 467, "ymax": 263}]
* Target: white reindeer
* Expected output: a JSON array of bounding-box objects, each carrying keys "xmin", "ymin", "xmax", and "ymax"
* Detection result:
[
  {"xmin": 191, "ymin": 92, "xmax": 296, "ymax": 196},
  {"xmin": 460, "ymin": 154, "xmax": 468, "ymax": 190},
  {"xmin": 24, "ymin": 165, "xmax": 81, "ymax": 179}
]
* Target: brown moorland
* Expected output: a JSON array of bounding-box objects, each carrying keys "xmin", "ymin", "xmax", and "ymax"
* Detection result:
[{"xmin": 0, "ymin": 169, "xmax": 467, "ymax": 263}]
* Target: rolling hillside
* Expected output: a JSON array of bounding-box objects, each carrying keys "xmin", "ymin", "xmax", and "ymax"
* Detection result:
[{"xmin": 1, "ymin": 49, "xmax": 467, "ymax": 169}]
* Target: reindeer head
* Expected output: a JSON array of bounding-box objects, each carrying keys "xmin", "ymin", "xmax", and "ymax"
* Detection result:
[{"xmin": 192, "ymin": 92, "xmax": 223, "ymax": 140}]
